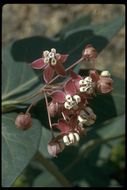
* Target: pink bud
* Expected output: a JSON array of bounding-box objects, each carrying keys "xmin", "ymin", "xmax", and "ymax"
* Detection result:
[
  {"xmin": 82, "ymin": 44, "xmax": 97, "ymax": 61},
  {"xmin": 48, "ymin": 102, "xmax": 61, "ymax": 117},
  {"xmin": 47, "ymin": 141, "xmax": 65, "ymax": 157},
  {"xmin": 15, "ymin": 113, "xmax": 32, "ymax": 130},
  {"xmin": 97, "ymin": 76, "xmax": 113, "ymax": 93}
]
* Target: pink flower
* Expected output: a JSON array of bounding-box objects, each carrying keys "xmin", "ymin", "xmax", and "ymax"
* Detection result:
[
  {"xmin": 97, "ymin": 71, "xmax": 113, "ymax": 93},
  {"xmin": 82, "ymin": 44, "xmax": 97, "ymax": 61},
  {"xmin": 50, "ymin": 78, "xmax": 84, "ymax": 113},
  {"xmin": 47, "ymin": 140, "xmax": 65, "ymax": 157},
  {"xmin": 15, "ymin": 113, "xmax": 32, "ymax": 130},
  {"xmin": 54, "ymin": 116, "xmax": 78, "ymax": 133},
  {"xmin": 31, "ymin": 48, "xmax": 68, "ymax": 83},
  {"xmin": 70, "ymin": 71, "xmax": 96, "ymax": 96},
  {"xmin": 53, "ymin": 116, "xmax": 86, "ymax": 146},
  {"xmin": 48, "ymin": 102, "xmax": 62, "ymax": 117}
]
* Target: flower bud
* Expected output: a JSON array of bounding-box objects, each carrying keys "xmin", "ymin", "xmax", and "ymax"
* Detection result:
[
  {"xmin": 15, "ymin": 113, "xmax": 32, "ymax": 130},
  {"xmin": 100, "ymin": 70, "xmax": 111, "ymax": 77},
  {"xmin": 48, "ymin": 102, "xmax": 60, "ymax": 117},
  {"xmin": 47, "ymin": 141, "xmax": 65, "ymax": 157},
  {"xmin": 97, "ymin": 76, "xmax": 113, "ymax": 93},
  {"xmin": 82, "ymin": 44, "xmax": 97, "ymax": 61}
]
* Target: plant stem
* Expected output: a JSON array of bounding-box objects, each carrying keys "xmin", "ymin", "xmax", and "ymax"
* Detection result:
[
  {"xmin": 44, "ymin": 92, "xmax": 54, "ymax": 138},
  {"xmin": 36, "ymin": 152, "xmax": 72, "ymax": 187},
  {"xmin": 63, "ymin": 134, "xmax": 125, "ymax": 173},
  {"xmin": 25, "ymin": 101, "xmax": 38, "ymax": 114},
  {"xmin": 48, "ymin": 57, "xmax": 83, "ymax": 85},
  {"xmin": 66, "ymin": 57, "xmax": 84, "ymax": 72}
]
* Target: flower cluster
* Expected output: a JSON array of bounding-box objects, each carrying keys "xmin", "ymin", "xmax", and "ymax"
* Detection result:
[{"xmin": 15, "ymin": 45, "xmax": 113, "ymax": 157}]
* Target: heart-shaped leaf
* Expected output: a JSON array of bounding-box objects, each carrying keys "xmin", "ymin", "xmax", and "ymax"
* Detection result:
[
  {"xmin": 2, "ymin": 44, "xmax": 42, "ymax": 106},
  {"xmin": 2, "ymin": 113, "xmax": 42, "ymax": 187},
  {"xmin": 55, "ymin": 14, "xmax": 92, "ymax": 37},
  {"xmin": 11, "ymin": 16, "xmax": 124, "ymax": 67}
]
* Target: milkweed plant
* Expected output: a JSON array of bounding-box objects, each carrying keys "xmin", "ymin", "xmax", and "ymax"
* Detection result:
[
  {"xmin": 15, "ymin": 45, "xmax": 113, "ymax": 157},
  {"xmin": 2, "ymin": 14, "xmax": 125, "ymax": 187}
]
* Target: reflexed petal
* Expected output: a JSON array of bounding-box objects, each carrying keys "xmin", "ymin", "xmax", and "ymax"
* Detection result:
[
  {"xmin": 43, "ymin": 65, "xmax": 54, "ymax": 83},
  {"xmin": 51, "ymin": 90, "xmax": 66, "ymax": 103},
  {"xmin": 70, "ymin": 70, "xmax": 82, "ymax": 90},
  {"xmin": 31, "ymin": 58, "xmax": 46, "ymax": 69},
  {"xmin": 89, "ymin": 70, "xmax": 99, "ymax": 82},
  {"xmin": 58, "ymin": 119, "xmax": 70, "ymax": 133},
  {"xmin": 70, "ymin": 70, "xmax": 82, "ymax": 80},
  {"xmin": 54, "ymin": 63, "xmax": 66, "ymax": 76},
  {"xmin": 69, "ymin": 116, "xmax": 77, "ymax": 129},
  {"xmin": 64, "ymin": 79, "xmax": 77, "ymax": 96},
  {"xmin": 58, "ymin": 54, "xmax": 69, "ymax": 64}
]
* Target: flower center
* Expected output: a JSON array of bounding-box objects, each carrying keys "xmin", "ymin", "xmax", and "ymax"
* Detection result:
[
  {"xmin": 43, "ymin": 48, "xmax": 61, "ymax": 66},
  {"xmin": 64, "ymin": 95, "xmax": 81, "ymax": 110},
  {"xmin": 63, "ymin": 132, "xmax": 80, "ymax": 146},
  {"xmin": 79, "ymin": 77, "xmax": 95, "ymax": 94}
]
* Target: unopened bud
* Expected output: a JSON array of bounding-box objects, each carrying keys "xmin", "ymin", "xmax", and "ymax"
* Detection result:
[
  {"xmin": 48, "ymin": 102, "xmax": 59, "ymax": 117},
  {"xmin": 97, "ymin": 77, "xmax": 113, "ymax": 93},
  {"xmin": 47, "ymin": 141, "xmax": 65, "ymax": 157},
  {"xmin": 82, "ymin": 44, "xmax": 97, "ymax": 61},
  {"xmin": 15, "ymin": 113, "xmax": 32, "ymax": 130}
]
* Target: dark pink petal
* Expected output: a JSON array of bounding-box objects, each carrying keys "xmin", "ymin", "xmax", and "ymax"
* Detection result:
[
  {"xmin": 64, "ymin": 79, "xmax": 77, "ymax": 96},
  {"xmin": 69, "ymin": 116, "xmax": 78, "ymax": 129},
  {"xmin": 89, "ymin": 70, "xmax": 99, "ymax": 82},
  {"xmin": 31, "ymin": 58, "xmax": 46, "ymax": 69},
  {"xmin": 51, "ymin": 90, "xmax": 66, "ymax": 103},
  {"xmin": 43, "ymin": 65, "xmax": 55, "ymax": 83},
  {"xmin": 58, "ymin": 54, "xmax": 69, "ymax": 64},
  {"xmin": 54, "ymin": 63, "xmax": 66, "ymax": 76},
  {"xmin": 74, "ymin": 79, "xmax": 81, "ymax": 91},
  {"xmin": 70, "ymin": 70, "xmax": 82, "ymax": 91},
  {"xmin": 58, "ymin": 119, "xmax": 70, "ymax": 133},
  {"xmin": 70, "ymin": 70, "xmax": 82, "ymax": 80}
]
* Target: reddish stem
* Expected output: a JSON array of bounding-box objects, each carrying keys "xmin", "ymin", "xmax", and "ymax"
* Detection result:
[
  {"xmin": 48, "ymin": 57, "xmax": 84, "ymax": 85},
  {"xmin": 44, "ymin": 91, "xmax": 54, "ymax": 138}
]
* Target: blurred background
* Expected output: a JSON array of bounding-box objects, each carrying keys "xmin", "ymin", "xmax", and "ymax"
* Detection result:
[
  {"xmin": 2, "ymin": 4, "xmax": 125, "ymax": 79},
  {"xmin": 2, "ymin": 4, "xmax": 125, "ymax": 187}
]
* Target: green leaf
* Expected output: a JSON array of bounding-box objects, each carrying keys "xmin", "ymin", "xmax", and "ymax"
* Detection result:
[
  {"xmin": 2, "ymin": 44, "xmax": 42, "ymax": 105},
  {"xmin": 2, "ymin": 113, "xmax": 42, "ymax": 187},
  {"xmin": 55, "ymin": 14, "xmax": 91, "ymax": 37},
  {"xmin": 33, "ymin": 171, "xmax": 62, "ymax": 187},
  {"xmin": 11, "ymin": 16, "xmax": 124, "ymax": 66},
  {"xmin": 61, "ymin": 16, "xmax": 125, "ymax": 69},
  {"xmin": 96, "ymin": 114, "xmax": 125, "ymax": 139}
]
